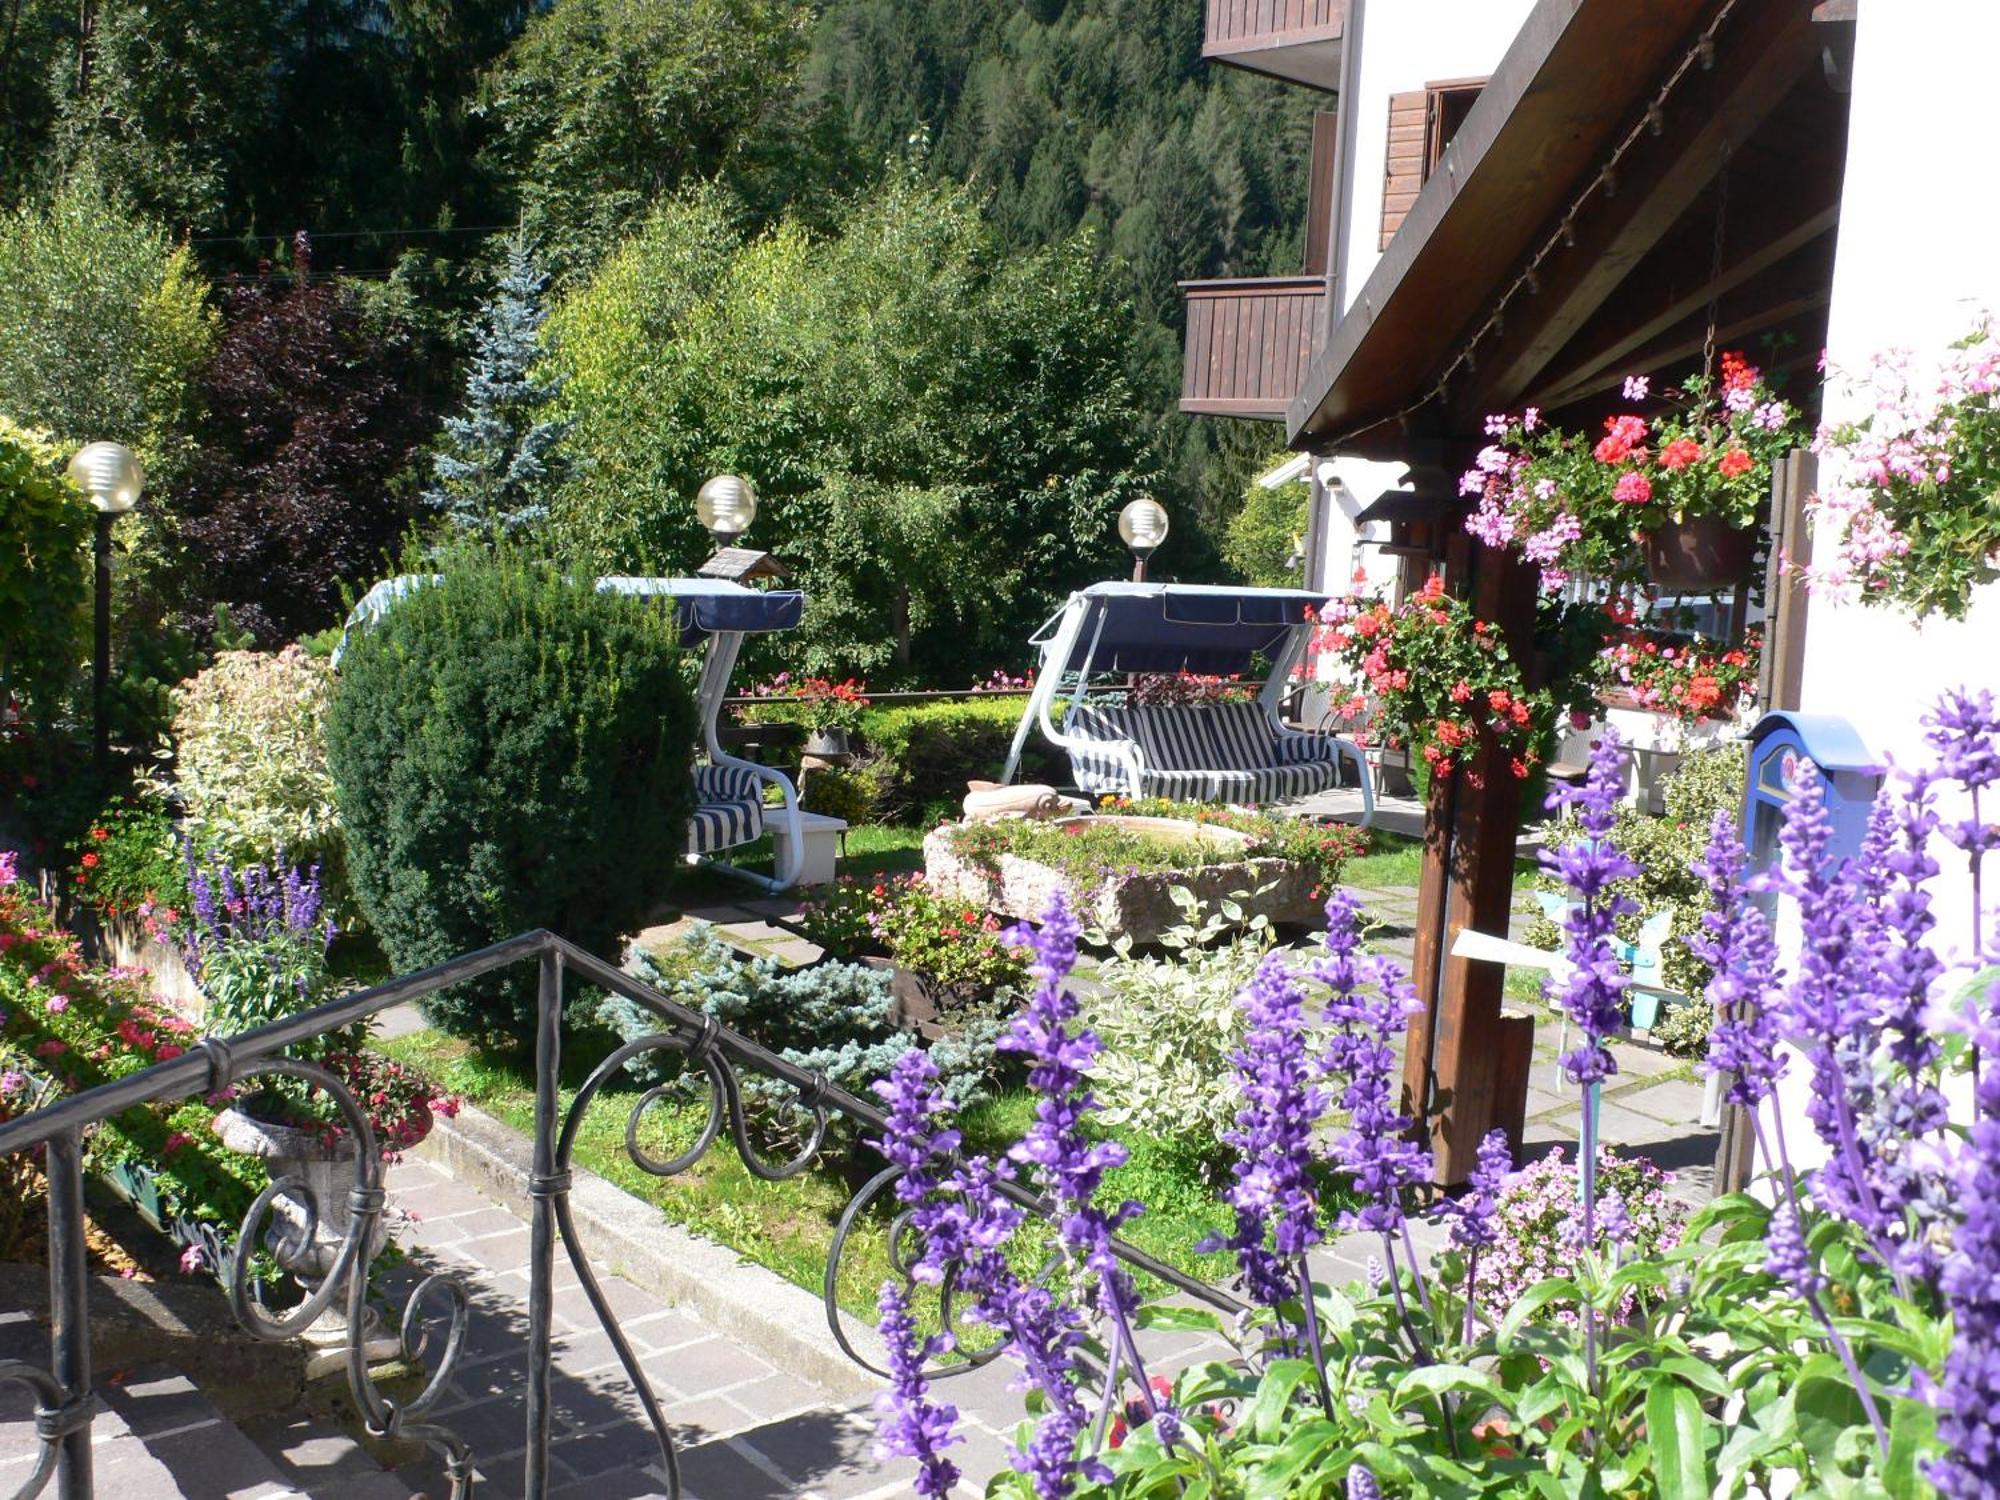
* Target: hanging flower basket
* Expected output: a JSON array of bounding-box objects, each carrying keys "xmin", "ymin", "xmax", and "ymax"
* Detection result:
[
  {"xmin": 1641, "ymin": 514, "xmax": 1756, "ymax": 593},
  {"xmin": 1462, "ymin": 353, "xmax": 1804, "ymax": 591}
]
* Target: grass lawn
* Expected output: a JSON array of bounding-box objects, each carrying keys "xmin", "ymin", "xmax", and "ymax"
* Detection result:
[{"xmin": 377, "ymin": 1023, "xmax": 1243, "ymax": 1327}]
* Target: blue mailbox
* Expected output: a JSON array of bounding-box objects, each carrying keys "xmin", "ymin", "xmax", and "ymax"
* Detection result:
[{"xmin": 1743, "ymin": 712, "xmax": 1885, "ymax": 879}]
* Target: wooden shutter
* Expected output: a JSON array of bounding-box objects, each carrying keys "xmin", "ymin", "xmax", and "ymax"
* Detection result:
[
  {"xmin": 1380, "ymin": 90, "xmax": 1428, "ymax": 250},
  {"xmin": 1304, "ymin": 111, "xmax": 1340, "ymax": 275}
]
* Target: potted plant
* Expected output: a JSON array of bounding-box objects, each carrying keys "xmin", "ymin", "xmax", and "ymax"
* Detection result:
[
  {"xmin": 1595, "ymin": 622, "xmax": 1759, "ymax": 727},
  {"xmin": 739, "ymin": 672, "xmax": 871, "ymax": 759},
  {"xmin": 1463, "ymin": 354, "xmax": 1805, "ymax": 591},
  {"xmin": 795, "ymin": 874, "xmax": 1028, "ymax": 1028},
  {"xmin": 1311, "ymin": 574, "xmax": 1554, "ymax": 785},
  {"xmin": 1809, "ymin": 324, "xmax": 2000, "ymax": 618},
  {"xmin": 181, "ymin": 849, "xmax": 457, "ymax": 1354}
]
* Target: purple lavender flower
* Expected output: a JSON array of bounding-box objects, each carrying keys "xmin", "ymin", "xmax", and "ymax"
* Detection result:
[
  {"xmin": 999, "ymin": 891, "xmax": 1140, "ymax": 1295},
  {"xmin": 1541, "ymin": 733, "xmax": 1640, "ymax": 1086},
  {"xmin": 997, "ymin": 891, "xmax": 1166, "ymax": 1478},
  {"xmin": 1762, "ymin": 1196, "xmax": 1824, "ymax": 1301},
  {"xmin": 1347, "ymin": 1465, "xmax": 1381, "ymax": 1500},
  {"xmin": 1691, "ymin": 812, "xmax": 1788, "ymax": 1110},
  {"xmin": 1597, "ymin": 1190, "xmax": 1632, "ymax": 1248},
  {"xmin": 1766, "ymin": 762, "xmax": 1893, "ymax": 1245},
  {"xmin": 874, "ymin": 1280, "xmax": 962, "ymax": 1497},
  {"xmin": 1315, "ymin": 896, "xmax": 1429, "ymax": 1236},
  {"xmin": 1930, "ymin": 1066, "xmax": 2000, "ymax": 1498},
  {"xmin": 870, "ymin": 1050, "xmax": 967, "ymax": 1284},
  {"xmin": 1210, "ymin": 950, "xmax": 1326, "ymax": 1311},
  {"xmin": 1448, "ymin": 1129, "xmax": 1512, "ymax": 1256}
]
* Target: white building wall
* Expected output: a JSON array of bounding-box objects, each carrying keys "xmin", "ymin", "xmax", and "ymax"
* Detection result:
[
  {"xmin": 1337, "ymin": 0, "xmax": 1536, "ymax": 317},
  {"xmin": 1803, "ymin": 0, "xmax": 2000, "ymax": 952},
  {"xmin": 1777, "ymin": 0, "xmax": 2000, "ymax": 1170}
]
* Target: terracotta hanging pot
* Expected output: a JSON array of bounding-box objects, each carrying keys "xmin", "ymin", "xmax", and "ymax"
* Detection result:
[{"xmin": 1642, "ymin": 515, "xmax": 1755, "ymax": 593}]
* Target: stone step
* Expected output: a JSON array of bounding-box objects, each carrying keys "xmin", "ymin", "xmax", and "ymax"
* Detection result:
[{"xmin": 0, "ymin": 1363, "xmax": 415, "ymax": 1500}]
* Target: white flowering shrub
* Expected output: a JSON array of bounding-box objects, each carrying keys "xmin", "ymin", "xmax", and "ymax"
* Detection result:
[
  {"xmin": 169, "ymin": 645, "xmax": 344, "ymax": 885},
  {"xmin": 1081, "ymin": 888, "xmax": 1283, "ymax": 1152}
]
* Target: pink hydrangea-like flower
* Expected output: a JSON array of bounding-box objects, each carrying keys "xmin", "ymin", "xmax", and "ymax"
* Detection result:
[{"xmin": 1613, "ymin": 471, "xmax": 1653, "ymax": 504}]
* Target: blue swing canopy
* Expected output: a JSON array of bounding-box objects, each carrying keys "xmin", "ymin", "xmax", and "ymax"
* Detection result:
[
  {"xmin": 1026, "ymin": 582, "xmax": 1331, "ymax": 675},
  {"xmin": 336, "ymin": 575, "xmax": 803, "ymax": 661}
]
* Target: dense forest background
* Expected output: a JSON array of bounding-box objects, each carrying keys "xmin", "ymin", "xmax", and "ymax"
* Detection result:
[{"xmin": 0, "ymin": 0, "xmax": 1312, "ymax": 680}]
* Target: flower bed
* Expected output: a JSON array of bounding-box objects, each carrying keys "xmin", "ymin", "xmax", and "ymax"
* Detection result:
[
  {"xmin": 925, "ymin": 814, "xmax": 1323, "ymax": 944},
  {"xmin": 866, "ymin": 693, "xmax": 1994, "ymax": 1497}
]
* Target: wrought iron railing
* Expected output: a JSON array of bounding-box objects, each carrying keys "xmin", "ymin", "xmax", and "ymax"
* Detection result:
[{"xmin": 0, "ymin": 929, "xmax": 1243, "ymax": 1500}]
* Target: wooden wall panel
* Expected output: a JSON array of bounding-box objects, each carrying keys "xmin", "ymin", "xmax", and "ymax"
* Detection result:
[{"xmin": 1179, "ymin": 278, "xmax": 1328, "ymax": 418}]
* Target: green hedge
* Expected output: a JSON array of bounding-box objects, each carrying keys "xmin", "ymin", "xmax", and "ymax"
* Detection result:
[
  {"xmin": 854, "ymin": 697, "xmax": 1064, "ymax": 824},
  {"xmin": 326, "ymin": 551, "xmax": 699, "ymax": 1048}
]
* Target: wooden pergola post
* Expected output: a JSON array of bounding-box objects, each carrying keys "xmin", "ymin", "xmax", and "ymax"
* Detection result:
[{"xmin": 1401, "ymin": 541, "xmax": 1540, "ymax": 1185}]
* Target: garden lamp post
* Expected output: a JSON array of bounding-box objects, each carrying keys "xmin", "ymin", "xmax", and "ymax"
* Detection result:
[
  {"xmin": 696, "ymin": 473, "xmax": 758, "ymax": 546},
  {"xmin": 67, "ymin": 441, "xmax": 143, "ymax": 773},
  {"xmin": 1118, "ymin": 495, "xmax": 1169, "ymax": 581}
]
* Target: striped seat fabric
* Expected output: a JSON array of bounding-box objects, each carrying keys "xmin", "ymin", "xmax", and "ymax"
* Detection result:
[
  {"xmin": 686, "ymin": 762, "xmax": 766, "ymax": 855},
  {"xmin": 1061, "ymin": 701, "xmax": 1347, "ymax": 805}
]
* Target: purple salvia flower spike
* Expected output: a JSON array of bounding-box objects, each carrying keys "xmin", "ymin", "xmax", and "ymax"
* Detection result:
[
  {"xmin": 1930, "ymin": 1063, "xmax": 2000, "ymax": 1498},
  {"xmin": 1213, "ymin": 950, "xmax": 1326, "ymax": 1313},
  {"xmin": 1692, "ymin": 811, "xmax": 1788, "ymax": 1112},
  {"xmin": 1542, "ymin": 731, "xmax": 1639, "ymax": 1088},
  {"xmin": 873, "ymin": 1280, "xmax": 962, "ymax": 1497}
]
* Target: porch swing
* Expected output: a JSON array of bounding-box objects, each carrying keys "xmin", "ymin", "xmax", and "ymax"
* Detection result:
[
  {"xmin": 334, "ymin": 575, "xmax": 810, "ymax": 891},
  {"xmin": 999, "ymin": 581, "xmax": 1374, "ymax": 822}
]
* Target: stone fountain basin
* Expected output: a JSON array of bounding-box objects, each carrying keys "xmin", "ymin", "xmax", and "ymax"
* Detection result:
[{"xmin": 922, "ymin": 814, "xmax": 1321, "ymax": 944}]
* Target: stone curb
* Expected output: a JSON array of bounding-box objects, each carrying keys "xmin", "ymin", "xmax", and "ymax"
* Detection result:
[{"xmin": 413, "ymin": 1103, "xmax": 887, "ymax": 1401}]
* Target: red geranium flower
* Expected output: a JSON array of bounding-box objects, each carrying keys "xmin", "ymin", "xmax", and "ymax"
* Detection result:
[
  {"xmin": 1657, "ymin": 437, "xmax": 1701, "ymax": 470},
  {"xmin": 1716, "ymin": 447, "xmax": 1754, "ymax": 478}
]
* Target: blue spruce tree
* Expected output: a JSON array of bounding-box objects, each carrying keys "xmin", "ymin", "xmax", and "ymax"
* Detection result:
[{"xmin": 426, "ymin": 235, "xmax": 569, "ymax": 537}]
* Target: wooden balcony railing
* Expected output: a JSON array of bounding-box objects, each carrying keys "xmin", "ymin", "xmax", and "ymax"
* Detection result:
[
  {"xmin": 1180, "ymin": 276, "xmax": 1327, "ymax": 421},
  {"xmin": 1202, "ymin": 0, "xmax": 1346, "ymax": 91}
]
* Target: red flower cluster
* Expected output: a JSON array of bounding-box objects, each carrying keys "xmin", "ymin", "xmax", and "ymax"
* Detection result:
[
  {"xmin": 1596, "ymin": 629, "xmax": 1760, "ymax": 726},
  {"xmin": 1314, "ymin": 575, "xmax": 1548, "ymax": 779}
]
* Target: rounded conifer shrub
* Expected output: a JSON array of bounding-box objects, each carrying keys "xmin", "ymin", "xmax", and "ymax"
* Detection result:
[{"xmin": 325, "ymin": 549, "xmax": 698, "ymax": 1048}]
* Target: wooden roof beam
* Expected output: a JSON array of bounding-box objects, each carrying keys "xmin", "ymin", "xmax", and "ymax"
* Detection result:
[
  {"xmin": 1525, "ymin": 195, "xmax": 1840, "ymax": 411},
  {"xmin": 1462, "ymin": 0, "xmax": 1824, "ymax": 418}
]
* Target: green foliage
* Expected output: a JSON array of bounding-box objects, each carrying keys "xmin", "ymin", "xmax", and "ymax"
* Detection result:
[
  {"xmin": 1528, "ymin": 746, "xmax": 1748, "ymax": 997},
  {"xmin": 1651, "ymin": 997, "xmax": 1715, "ymax": 1060},
  {"xmin": 545, "ymin": 173, "xmax": 1161, "ymax": 684},
  {"xmin": 798, "ymin": 765, "xmax": 880, "ymax": 826},
  {"xmin": 324, "ymin": 548, "xmax": 700, "ymax": 1047},
  {"xmin": 1223, "ymin": 459, "xmax": 1309, "ymax": 586},
  {"xmin": 1082, "ymin": 890, "xmax": 1278, "ymax": 1153},
  {"xmin": 167, "ymin": 645, "xmax": 344, "ymax": 891},
  {"xmin": 852, "ymin": 697, "xmax": 1063, "ymax": 824},
  {"xmin": 605, "ymin": 925, "xmax": 1006, "ymax": 1107},
  {"xmin": 480, "ymin": 0, "xmax": 843, "ymax": 280},
  {"xmin": 0, "ymin": 418, "xmax": 89, "ymax": 733},
  {"xmin": 0, "ymin": 171, "xmax": 215, "ymax": 476}
]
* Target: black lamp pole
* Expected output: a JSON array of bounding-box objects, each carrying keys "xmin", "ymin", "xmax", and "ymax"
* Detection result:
[{"xmin": 93, "ymin": 511, "xmax": 113, "ymax": 773}]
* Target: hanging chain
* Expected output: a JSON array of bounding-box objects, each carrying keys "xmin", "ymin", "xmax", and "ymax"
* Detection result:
[{"xmin": 1701, "ymin": 147, "xmax": 1731, "ymax": 387}]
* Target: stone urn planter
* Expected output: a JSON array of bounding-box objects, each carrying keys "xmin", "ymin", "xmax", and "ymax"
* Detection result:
[
  {"xmin": 854, "ymin": 955, "xmax": 989, "ymax": 1039},
  {"xmin": 802, "ymin": 726, "xmax": 854, "ymax": 760},
  {"xmin": 923, "ymin": 814, "xmax": 1322, "ymax": 946},
  {"xmin": 212, "ymin": 1105, "xmax": 410, "ymax": 1372}
]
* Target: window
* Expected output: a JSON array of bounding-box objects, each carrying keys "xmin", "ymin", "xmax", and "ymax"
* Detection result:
[{"xmin": 1379, "ymin": 78, "xmax": 1487, "ymax": 250}]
